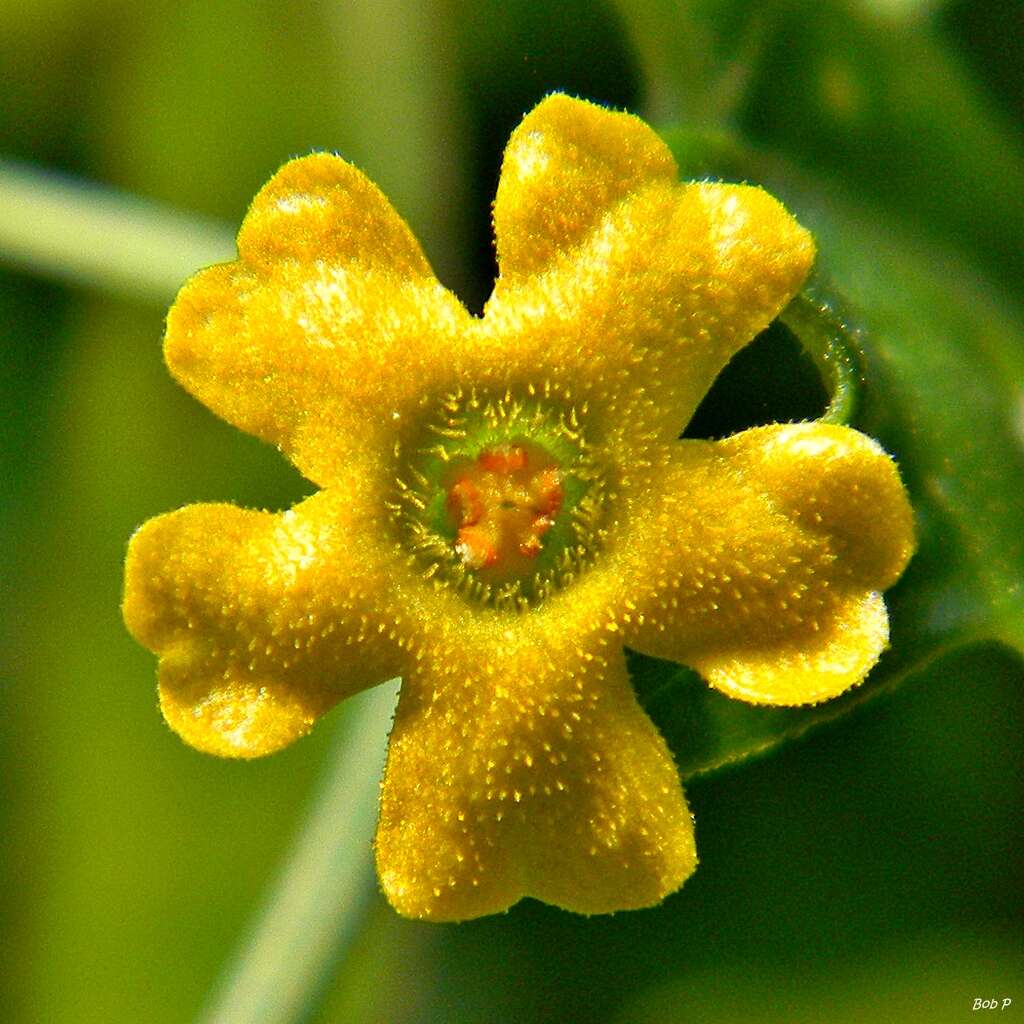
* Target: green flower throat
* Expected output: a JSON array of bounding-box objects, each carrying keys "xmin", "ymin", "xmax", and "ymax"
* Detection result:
[{"xmin": 390, "ymin": 384, "xmax": 612, "ymax": 610}]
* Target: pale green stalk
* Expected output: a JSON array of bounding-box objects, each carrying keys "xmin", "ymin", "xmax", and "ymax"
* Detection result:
[
  {"xmin": 198, "ymin": 681, "xmax": 399, "ymax": 1024},
  {"xmin": 611, "ymin": 0, "xmax": 774, "ymax": 127},
  {"xmin": 0, "ymin": 160, "xmax": 234, "ymax": 303},
  {"xmin": 323, "ymin": 0, "xmax": 469, "ymax": 292},
  {"xmin": 609, "ymin": 0, "xmax": 717, "ymax": 125}
]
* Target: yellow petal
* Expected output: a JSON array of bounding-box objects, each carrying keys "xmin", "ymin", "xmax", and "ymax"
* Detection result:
[
  {"xmin": 236, "ymin": 153, "xmax": 433, "ymax": 274},
  {"xmin": 622, "ymin": 424, "xmax": 913, "ymax": 705},
  {"xmin": 374, "ymin": 637, "xmax": 695, "ymax": 921},
  {"xmin": 123, "ymin": 495, "xmax": 402, "ymax": 756},
  {"xmin": 164, "ymin": 155, "xmax": 471, "ymax": 486},
  {"xmin": 692, "ymin": 590, "xmax": 890, "ymax": 705},
  {"xmin": 716, "ymin": 422, "xmax": 916, "ymax": 591},
  {"xmin": 492, "ymin": 93, "xmax": 678, "ymax": 280},
  {"xmin": 484, "ymin": 95, "xmax": 814, "ymax": 437}
]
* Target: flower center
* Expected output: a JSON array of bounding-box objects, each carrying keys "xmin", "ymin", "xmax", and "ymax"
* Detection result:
[
  {"xmin": 445, "ymin": 441, "xmax": 564, "ymax": 576},
  {"xmin": 391, "ymin": 385, "xmax": 611, "ymax": 610}
]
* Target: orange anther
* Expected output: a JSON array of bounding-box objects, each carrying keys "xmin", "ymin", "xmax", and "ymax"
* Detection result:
[
  {"xmin": 447, "ymin": 478, "xmax": 483, "ymax": 526},
  {"xmin": 456, "ymin": 525, "xmax": 499, "ymax": 569},
  {"xmin": 478, "ymin": 444, "xmax": 527, "ymax": 474},
  {"xmin": 533, "ymin": 514, "xmax": 556, "ymax": 536},
  {"xmin": 519, "ymin": 536, "xmax": 542, "ymax": 557},
  {"xmin": 531, "ymin": 468, "xmax": 564, "ymax": 516}
]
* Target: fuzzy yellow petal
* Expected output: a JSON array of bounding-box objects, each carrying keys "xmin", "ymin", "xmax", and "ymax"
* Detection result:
[
  {"xmin": 623, "ymin": 423, "xmax": 914, "ymax": 705},
  {"xmin": 236, "ymin": 153, "xmax": 434, "ymax": 274},
  {"xmin": 123, "ymin": 494, "xmax": 402, "ymax": 756},
  {"xmin": 375, "ymin": 637, "xmax": 694, "ymax": 921},
  {"xmin": 485, "ymin": 97, "xmax": 814, "ymax": 435},
  {"xmin": 492, "ymin": 93, "xmax": 678, "ymax": 280},
  {"xmin": 691, "ymin": 590, "xmax": 891, "ymax": 705},
  {"xmin": 164, "ymin": 155, "xmax": 471, "ymax": 486},
  {"xmin": 715, "ymin": 422, "xmax": 916, "ymax": 591}
]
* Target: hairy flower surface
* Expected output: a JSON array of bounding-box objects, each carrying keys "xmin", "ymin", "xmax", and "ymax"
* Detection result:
[{"xmin": 123, "ymin": 94, "xmax": 914, "ymax": 921}]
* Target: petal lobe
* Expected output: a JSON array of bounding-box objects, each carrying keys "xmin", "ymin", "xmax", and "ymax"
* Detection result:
[{"xmin": 494, "ymin": 94, "xmax": 678, "ymax": 280}]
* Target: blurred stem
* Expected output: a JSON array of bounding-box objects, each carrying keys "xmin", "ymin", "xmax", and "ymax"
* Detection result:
[
  {"xmin": 324, "ymin": 0, "xmax": 469, "ymax": 295},
  {"xmin": 0, "ymin": 160, "xmax": 234, "ymax": 303},
  {"xmin": 612, "ymin": 0, "xmax": 773, "ymax": 127},
  {"xmin": 199, "ymin": 681, "xmax": 399, "ymax": 1024},
  {"xmin": 610, "ymin": 0, "xmax": 717, "ymax": 125}
]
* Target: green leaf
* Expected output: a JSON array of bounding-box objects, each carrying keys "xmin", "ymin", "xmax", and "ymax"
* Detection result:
[
  {"xmin": 735, "ymin": 0, "xmax": 1024, "ymax": 292},
  {"xmin": 633, "ymin": 132, "xmax": 1024, "ymax": 779}
]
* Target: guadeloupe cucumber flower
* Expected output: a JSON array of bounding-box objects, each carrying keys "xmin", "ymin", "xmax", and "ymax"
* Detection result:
[{"xmin": 123, "ymin": 93, "xmax": 914, "ymax": 921}]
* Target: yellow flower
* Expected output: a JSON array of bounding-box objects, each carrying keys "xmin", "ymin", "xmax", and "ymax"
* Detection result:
[{"xmin": 123, "ymin": 94, "xmax": 914, "ymax": 921}]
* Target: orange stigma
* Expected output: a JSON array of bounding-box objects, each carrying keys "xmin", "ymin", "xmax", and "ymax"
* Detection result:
[{"xmin": 445, "ymin": 442, "xmax": 564, "ymax": 576}]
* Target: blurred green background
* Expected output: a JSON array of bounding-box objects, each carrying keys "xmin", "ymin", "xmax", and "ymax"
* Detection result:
[{"xmin": 2, "ymin": 1, "xmax": 1022, "ymax": 1022}]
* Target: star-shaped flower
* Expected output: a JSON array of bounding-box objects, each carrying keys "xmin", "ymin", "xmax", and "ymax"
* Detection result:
[{"xmin": 123, "ymin": 94, "xmax": 914, "ymax": 921}]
